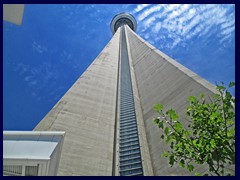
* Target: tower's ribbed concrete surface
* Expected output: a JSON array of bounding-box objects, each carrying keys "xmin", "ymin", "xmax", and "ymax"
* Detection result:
[
  {"xmin": 34, "ymin": 29, "xmax": 121, "ymax": 175},
  {"xmin": 34, "ymin": 13, "xmax": 225, "ymax": 176},
  {"xmin": 125, "ymin": 25, "xmax": 217, "ymax": 175}
]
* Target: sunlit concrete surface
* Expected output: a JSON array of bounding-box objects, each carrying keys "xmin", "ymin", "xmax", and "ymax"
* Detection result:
[{"xmin": 3, "ymin": 4, "xmax": 25, "ymax": 25}]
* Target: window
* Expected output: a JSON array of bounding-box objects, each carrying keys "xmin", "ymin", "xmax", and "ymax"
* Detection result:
[
  {"xmin": 120, "ymin": 153, "xmax": 141, "ymax": 160},
  {"xmin": 120, "ymin": 127, "xmax": 137, "ymax": 133},
  {"xmin": 120, "ymin": 129, "xmax": 138, "ymax": 136},
  {"xmin": 120, "ymin": 163, "xmax": 142, "ymax": 171},
  {"xmin": 120, "ymin": 124, "xmax": 137, "ymax": 130},
  {"xmin": 120, "ymin": 149, "xmax": 140, "ymax": 155},
  {"xmin": 120, "ymin": 157, "xmax": 141, "ymax": 165},
  {"xmin": 119, "ymin": 168, "xmax": 143, "ymax": 176},
  {"xmin": 25, "ymin": 165, "xmax": 39, "ymax": 176},
  {"xmin": 120, "ymin": 140, "xmax": 139, "ymax": 147},
  {"xmin": 120, "ymin": 137, "xmax": 139, "ymax": 143},
  {"xmin": 120, "ymin": 123, "xmax": 137, "ymax": 129},
  {"xmin": 120, "ymin": 144, "xmax": 139, "ymax": 151},
  {"xmin": 120, "ymin": 134, "xmax": 138, "ymax": 140}
]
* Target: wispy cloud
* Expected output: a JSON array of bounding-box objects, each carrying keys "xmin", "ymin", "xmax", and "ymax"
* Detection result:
[
  {"xmin": 221, "ymin": 26, "xmax": 235, "ymax": 36},
  {"xmin": 13, "ymin": 60, "xmax": 60, "ymax": 101},
  {"xmin": 136, "ymin": 4, "xmax": 234, "ymax": 50},
  {"xmin": 152, "ymin": 22, "xmax": 161, "ymax": 34},
  {"xmin": 32, "ymin": 41, "xmax": 48, "ymax": 54},
  {"xmin": 133, "ymin": 4, "xmax": 151, "ymax": 13},
  {"xmin": 142, "ymin": 16, "xmax": 156, "ymax": 30},
  {"xmin": 30, "ymin": 80, "xmax": 37, "ymax": 85},
  {"xmin": 220, "ymin": 19, "xmax": 235, "ymax": 30},
  {"xmin": 24, "ymin": 76, "xmax": 32, "ymax": 82},
  {"xmin": 137, "ymin": 4, "xmax": 163, "ymax": 21}
]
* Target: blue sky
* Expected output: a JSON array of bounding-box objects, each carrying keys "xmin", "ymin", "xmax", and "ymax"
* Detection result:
[{"xmin": 3, "ymin": 4, "xmax": 235, "ymax": 130}]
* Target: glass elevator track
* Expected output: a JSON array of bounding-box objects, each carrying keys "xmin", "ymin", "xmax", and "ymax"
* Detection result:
[{"xmin": 118, "ymin": 26, "xmax": 143, "ymax": 176}]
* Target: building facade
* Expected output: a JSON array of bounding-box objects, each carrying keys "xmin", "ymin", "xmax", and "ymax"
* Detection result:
[
  {"xmin": 34, "ymin": 13, "xmax": 217, "ymax": 176},
  {"xmin": 3, "ymin": 131, "xmax": 65, "ymax": 176}
]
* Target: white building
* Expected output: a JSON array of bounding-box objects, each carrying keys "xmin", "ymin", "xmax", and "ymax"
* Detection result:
[{"xmin": 3, "ymin": 131, "xmax": 65, "ymax": 176}]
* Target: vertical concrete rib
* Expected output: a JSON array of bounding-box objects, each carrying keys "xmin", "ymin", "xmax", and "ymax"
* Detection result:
[{"xmin": 112, "ymin": 27, "xmax": 122, "ymax": 176}]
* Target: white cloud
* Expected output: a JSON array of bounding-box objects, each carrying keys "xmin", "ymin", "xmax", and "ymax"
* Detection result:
[
  {"xmin": 221, "ymin": 26, "xmax": 235, "ymax": 36},
  {"xmin": 220, "ymin": 19, "xmax": 235, "ymax": 30},
  {"xmin": 153, "ymin": 22, "xmax": 161, "ymax": 33},
  {"xmin": 201, "ymin": 5, "xmax": 227, "ymax": 27},
  {"xmin": 144, "ymin": 33, "xmax": 150, "ymax": 40},
  {"xmin": 137, "ymin": 4, "xmax": 163, "ymax": 21},
  {"xmin": 24, "ymin": 76, "xmax": 32, "ymax": 82},
  {"xmin": 138, "ymin": 4, "xmax": 234, "ymax": 49},
  {"xmin": 18, "ymin": 64, "xmax": 29, "ymax": 76},
  {"xmin": 171, "ymin": 37, "xmax": 181, "ymax": 48},
  {"xmin": 198, "ymin": 25, "xmax": 212, "ymax": 38},
  {"xmin": 144, "ymin": 16, "xmax": 155, "ymax": 27},
  {"xmin": 134, "ymin": 4, "xmax": 151, "ymax": 13},
  {"xmin": 165, "ymin": 4, "xmax": 181, "ymax": 11},
  {"xmin": 197, "ymin": 4, "xmax": 215, "ymax": 13},
  {"xmin": 186, "ymin": 24, "xmax": 203, "ymax": 39},
  {"xmin": 181, "ymin": 15, "xmax": 201, "ymax": 36},
  {"xmin": 219, "ymin": 33, "xmax": 232, "ymax": 45},
  {"xmin": 32, "ymin": 41, "xmax": 47, "ymax": 54},
  {"xmin": 165, "ymin": 4, "xmax": 190, "ymax": 21}
]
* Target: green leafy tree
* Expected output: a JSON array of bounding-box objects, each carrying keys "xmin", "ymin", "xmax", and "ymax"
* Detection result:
[{"xmin": 153, "ymin": 82, "xmax": 235, "ymax": 176}]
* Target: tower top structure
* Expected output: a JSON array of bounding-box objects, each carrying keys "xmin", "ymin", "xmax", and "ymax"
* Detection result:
[{"xmin": 110, "ymin": 13, "xmax": 137, "ymax": 34}]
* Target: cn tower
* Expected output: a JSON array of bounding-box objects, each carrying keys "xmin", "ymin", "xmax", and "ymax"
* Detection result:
[{"xmin": 35, "ymin": 13, "xmax": 217, "ymax": 176}]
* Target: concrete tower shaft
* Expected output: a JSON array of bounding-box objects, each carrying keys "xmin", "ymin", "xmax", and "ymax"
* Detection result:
[
  {"xmin": 111, "ymin": 13, "xmax": 137, "ymax": 34},
  {"xmin": 33, "ymin": 13, "xmax": 226, "ymax": 176}
]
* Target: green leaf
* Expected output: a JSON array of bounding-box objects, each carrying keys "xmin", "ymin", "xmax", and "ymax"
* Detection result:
[
  {"xmin": 187, "ymin": 106, "xmax": 192, "ymax": 112},
  {"xmin": 199, "ymin": 93, "xmax": 204, "ymax": 99},
  {"xmin": 172, "ymin": 113, "xmax": 179, "ymax": 120},
  {"xmin": 185, "ymin": 130, "xmax": 191, "ymax": 136},
  {"xmin": 164, "ymin": 127, "xmax": 170, "ymax": 135},
  {"xmin": 210, "ymin": 112, "xmax": 220, "ymax": 119},
  {"xmin": 193, "ymin": 140, "xmax": 197, "ymax": 147},
  {"xmin": 174, "ymin": 122, "xmax": 183, "ymax": 132},
  {"xmin": 189, "ymin": 96, "xmax": 197, "ymax": 103},
  {"xmin": 166, "ymin": 134, "xmax": 174, "ymax": 143},
  {"xmin": 167, "ymin": 109, "xmax": 179, "ymax": 120},
  {"xmin": 153, "ymin": 117, "xmax": 160, "ymax": 124},
  {"xmin": 216, "ymin": 85, "xmax": 226, "ymax": 91},
  {"xmin": 169, "ymin": 155, "xmax": 175, "ymax": 166},
  {"xmin": 229, "ymin": 82, "xmax": 235, "ymax": 88},
  {"xmin": 213, "ymin": 94, "xmax": 220, "ymax": 99},
  {"xmin": 154, "ymin": 104, "xmax": 164, "ymax": 112},
  {"xmin": 195, "ymin": 172, "xmax": 201, "ymax": 176},
  {"xmin": 179, "ymin": 159, "xmax": 185, "ymax": 168},
  {"xmin": 210, "ymin": 139, "xmax": 216, "ymax": 148},
  {"xmin": 206, "ymin": 144, "xmax": 210, "ymax": 151},
  {"xmin": 158, "ymin": 120, "xmax": 164, "ymax": 129},
  {"xmin": 187, "ymin": 164, "xmax": 194, "ymax": 172},
  {"xmin": 227, "ymin": 129, "xmax": 235, "ymax": 138},
  {"xmin": 162, "ymin": 151, "xmax": 169, "ymax": 157}
]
